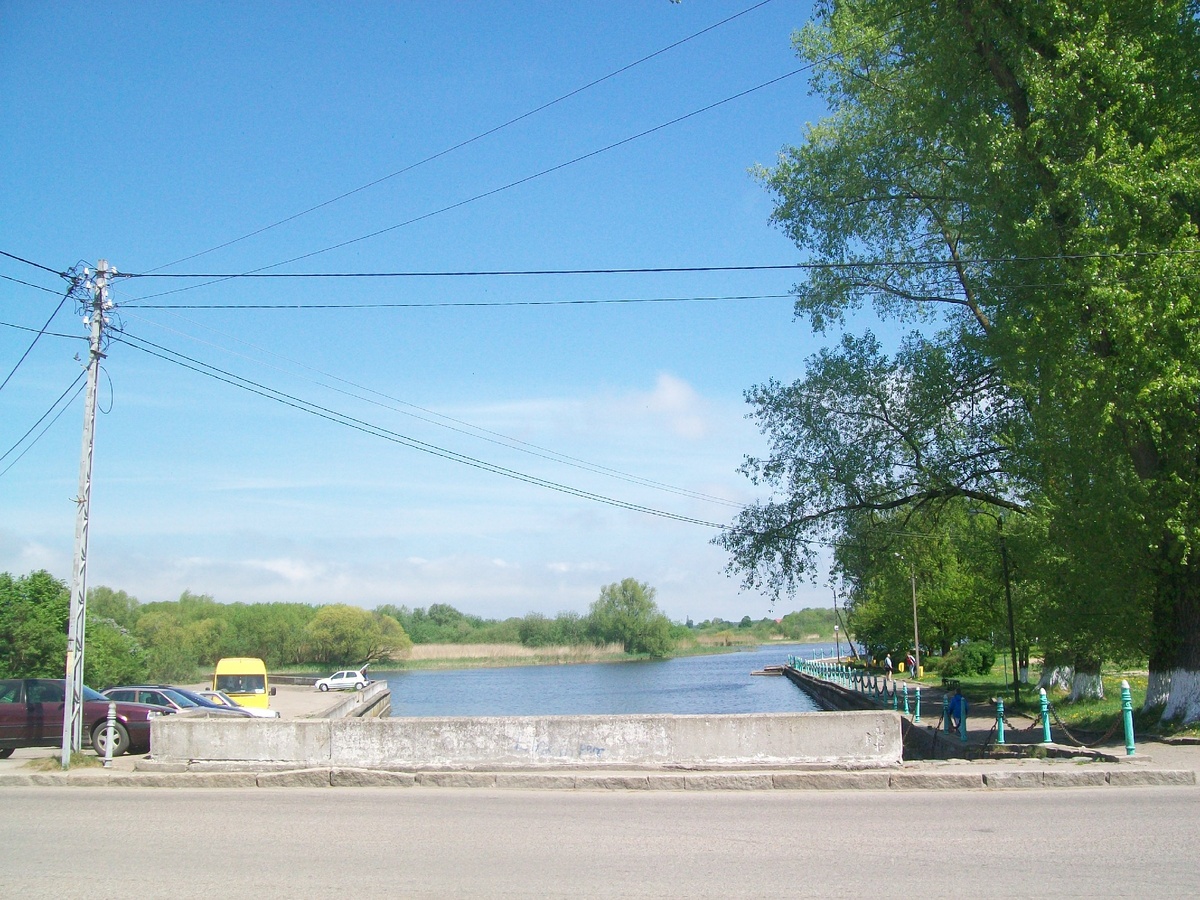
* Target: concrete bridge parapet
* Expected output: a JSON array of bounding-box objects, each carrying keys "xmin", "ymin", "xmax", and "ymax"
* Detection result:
[{"xmin": 151, "ymin": 709, "xmax": 903, "ymax": 770}]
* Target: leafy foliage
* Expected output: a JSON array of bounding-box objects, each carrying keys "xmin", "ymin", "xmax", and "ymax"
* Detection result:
[
  {"xmin": 941, "ymin": 641, "xmax": 998, "ymax": 678},
  {"xmin": 720, "ymin": 0, "xmax": 1200, "ymax": 718},
  {"xmin": 587, "ymin": 578, "xmax": 673, "ymax": 657}
]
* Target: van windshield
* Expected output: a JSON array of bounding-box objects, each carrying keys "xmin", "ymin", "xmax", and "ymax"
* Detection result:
[{"xmin": 216, "ymin": 674, "xmax": 266, "ymax": 694}]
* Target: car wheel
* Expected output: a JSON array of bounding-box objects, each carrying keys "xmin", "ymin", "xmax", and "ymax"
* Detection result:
[
  {"xmin": 91, "ymin": 721, "xmax": 130, "ymax": 758},
  {"xmin": 319, "ymin": 683, "xmax": 329, "ymax": 691},
  {"xmin": 0, "ymin": 748, "xmax": 14, "ymax": 759},
  {"xmin": 355, "ymin": 681, "xmax": 365, "ymax": 690}
]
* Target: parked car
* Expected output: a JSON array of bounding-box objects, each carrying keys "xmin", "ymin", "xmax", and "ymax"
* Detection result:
[
  {"xmin": 314, "ymin": 667, "xmax": 370, "ymax": 692},
  {"xmin": 0, "ymin": 678, "xmax": 162, "ymax": 757},
  {"xmin": 195, "ymin": 689, "xmax": 280, "ymax": 718},
  {"xmin": 102, "ymin": 685, "xmax": 251, "ymax": 717}
]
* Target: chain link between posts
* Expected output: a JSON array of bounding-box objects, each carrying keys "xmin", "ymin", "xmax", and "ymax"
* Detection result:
[{"xmin": 1045, "ymin": 700, "xmax": 1125, "ymax": 748}]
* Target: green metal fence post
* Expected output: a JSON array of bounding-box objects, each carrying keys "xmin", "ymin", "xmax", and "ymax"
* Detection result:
[
  {"xmin": 903, "ymin": 683, "xmax": 910, "ymax": 716},
  {"xmin": 1040, "ymin": 688, "xmax": 1052, "ymax": 743},
  {"xmin": 996, "ymin": 698, "xmax": 1005, "ymax": 745},
  {"xmin": 1121, "ymin": 680, "xmax": 1136, "ymax": 756},
  {"xmin": 914, "ymin": 686, "xmax": 920, "ymax": 724},
  {"xmin": 942, "ymin": 694, "xmax": 951, "ymax": 733},
  {"xmin": 959, "ymin": 699, "xmax": 968, "ymax": 743}
]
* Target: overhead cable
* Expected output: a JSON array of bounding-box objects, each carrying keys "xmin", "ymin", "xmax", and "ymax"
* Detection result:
[
  {"xmin": 142, "ymin": 0, "xmax": 781, "ymax": 275},
  {"xmin": 0, "ymin": 370, "xmax": 87, "ymax": 476},
  {"xmin": 121, "ymin": 246, "xmax": 1200, "ymax": 283},
  {"xmin": 118, "ymin": 307, "xmax": 745, "ymax": 509},
  {"xmin": 115, "ymin": 331, "xmax": 732, "ymax": 530},
  {"xmin": 123, "ymin": 65, "xmax": 808, "ymax": 304},
  {"xmin": 133, "ymin": 292, "xmax": 793, "ymax": 310}
]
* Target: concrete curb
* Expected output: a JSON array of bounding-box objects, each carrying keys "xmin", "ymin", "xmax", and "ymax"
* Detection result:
[{"xmin": 0, "ymin": 767, "xmax": 1193, "ymax": 791}]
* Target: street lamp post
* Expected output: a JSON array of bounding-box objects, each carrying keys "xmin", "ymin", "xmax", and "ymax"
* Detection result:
[
  {"xmin": 895, "ymin": 553, "xmax": 920, "ymax": 677},
  {"xmin": 971, "ymin": 509, "xmax": 1021, "ymax": 706},
  {"xmin": 834, "ymin": 624, "xmax": 841, "ymax": 660},
  {"xmin": 908, "ymin": 561, "xmax": 920, "ymax": 677},
  {"xmin": 997, "ymin": 517, "xmax": 1020, "ymax": 705}
]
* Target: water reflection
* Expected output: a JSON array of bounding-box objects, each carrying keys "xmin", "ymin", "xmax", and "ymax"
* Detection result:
[{"xmin": 378, "ymin": 643, "xmax": 833, "ymax": 717}]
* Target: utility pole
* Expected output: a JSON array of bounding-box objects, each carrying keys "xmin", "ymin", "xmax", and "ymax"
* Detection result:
[{"xmin": 61, "ymin": 260, "xmax": 112, "ymax": 769}]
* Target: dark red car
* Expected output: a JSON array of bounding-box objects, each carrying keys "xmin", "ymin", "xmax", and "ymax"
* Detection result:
[{"xmin": 0, "ymin": 678, "xmax": 163, "ymax": 758}]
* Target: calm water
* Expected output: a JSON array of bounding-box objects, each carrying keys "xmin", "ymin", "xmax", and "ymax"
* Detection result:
[{"xmin": 377, "ymin": 643, "xmax": 836, "ymax": 717}]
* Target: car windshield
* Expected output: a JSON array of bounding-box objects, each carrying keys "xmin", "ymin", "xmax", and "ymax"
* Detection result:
[
  {"xmin": 82, "ymin": 686, "xmax": 107, "ymax": 701},
  {"xmin": 161, "ymin": 689, "xmax": 200, "ymax": 708}
]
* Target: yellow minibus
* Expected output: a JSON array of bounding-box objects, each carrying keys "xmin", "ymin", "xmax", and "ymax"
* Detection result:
[{"xmin": 212, "ymin": 657, "xmax": 271, "ymax": 710}]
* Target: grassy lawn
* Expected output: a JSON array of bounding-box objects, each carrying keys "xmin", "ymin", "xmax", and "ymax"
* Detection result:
[{"xmin": 898, "ymin": 660, "xmax": 1200, "ymax": 739}]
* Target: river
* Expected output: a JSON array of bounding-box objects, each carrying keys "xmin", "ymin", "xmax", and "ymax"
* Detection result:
[{"xmin": 375, "ymin": 642, "xmax": 842, "ymax": 717}]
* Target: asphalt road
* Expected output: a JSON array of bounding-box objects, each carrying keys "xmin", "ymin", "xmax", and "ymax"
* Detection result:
[{"xmin": 2, "ymin": 786, "xmax": 1196, "ymax": 898}]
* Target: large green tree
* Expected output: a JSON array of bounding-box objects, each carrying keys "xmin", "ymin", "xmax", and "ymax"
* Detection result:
[
  {"xmin": 721, "ymin": 1, "xmax": 1200, "ymax": 720},
  {"xmin": 587, "ymin": 578, "xmax": 673, "ymax": 657},
  {"xmin": 304, "ymin": 604, "xmax": 411, "ymax": 666}
]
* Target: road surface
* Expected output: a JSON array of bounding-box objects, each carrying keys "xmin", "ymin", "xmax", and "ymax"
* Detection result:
[{"xmin": 2, "ymin": 785, "xmax": 1195, "ymax": 897}]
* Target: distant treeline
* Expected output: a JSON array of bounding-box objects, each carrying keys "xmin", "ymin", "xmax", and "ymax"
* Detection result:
[{"xmin": 1, "ymin": 570, "xmax": 837, "ymax": 686}]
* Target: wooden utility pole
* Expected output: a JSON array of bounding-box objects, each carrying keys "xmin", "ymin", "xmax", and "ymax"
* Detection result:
[{"xmin": 61, "ymin": 259, "xmax": 112, "ymax": 769}]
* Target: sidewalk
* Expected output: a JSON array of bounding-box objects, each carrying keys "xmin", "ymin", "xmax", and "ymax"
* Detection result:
[{"xmin": 888, "ymin": 673, "xmax": 1200, "ymax": 781}]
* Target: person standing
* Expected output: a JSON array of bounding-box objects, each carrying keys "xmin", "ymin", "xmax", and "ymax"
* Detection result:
[
  {"xmin": 884, "ymin": 653, "xmax": 894, "ymax": 679},
  {"xmin": 905, "ymin": 652, "xmax": 917, "ymax": 679}
]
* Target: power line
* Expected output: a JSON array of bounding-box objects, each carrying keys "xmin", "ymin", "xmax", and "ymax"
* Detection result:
[
  {"xmin": 1, "ymin": 272, "xmax": 68, "ymax": 295},
  {"xmin": 142, "ymin": 0, "xmax": 781, "ymax": 275},
  {"xmin": 133, "ymin": 292, "xmax": 793, "ymax": 310},
  {"xmin": 0, "ymin": 319, "xmax": 86, "ymax": 341},
  {"xmin": 0, "ymin": 277, "xmax": 80, "ymax": 394},
  {"xmin": 120, "ymin": 247, "xmax": 1200, "ymax": 283},
  {"xmin": 122, "ymin": 65, "xmax": 809, "ymax": 304},
  {"xmin": 0, "ymin": 249, "xmax": 66, "ymax": 278},
  {"xmin": 0, "ymin": 370, "xmax": 86, "ymax": 477},
  {"xmin": 119, "ymin": 308, "xmax": 745, "ymax": 509},
  {"xmin": 114, "ymin": 331, "xmax": 733, "ymax": 530}
]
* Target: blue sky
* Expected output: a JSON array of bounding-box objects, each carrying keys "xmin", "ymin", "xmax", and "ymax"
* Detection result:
[{"xmin": 0, "ymin": 1, "xmax": 861, "ymax": 622}]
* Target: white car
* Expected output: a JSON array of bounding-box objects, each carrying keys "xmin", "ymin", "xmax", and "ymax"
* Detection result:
[
  {"xmin": 196, "ymin": 689, "xmax": 281, "ymax": 718},
  {"xmin": 314, "ymin": 669, "xmax": 370, "ymax": 692}
]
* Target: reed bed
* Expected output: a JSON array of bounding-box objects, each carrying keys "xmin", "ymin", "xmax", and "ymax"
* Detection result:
[{"xmin": 404, "ymin": 642, "xmax": 626, "ymax": 666}]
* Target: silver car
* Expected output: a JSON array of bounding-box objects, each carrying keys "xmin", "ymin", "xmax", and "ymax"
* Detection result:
[{"xmin": 314, "ymin": 668, "xmax": 370, "ymax": 692}]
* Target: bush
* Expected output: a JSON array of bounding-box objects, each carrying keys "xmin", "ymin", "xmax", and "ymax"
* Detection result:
[{"xmin": 941, "ymin": 641, "xmax": 997, "ymax": 678}]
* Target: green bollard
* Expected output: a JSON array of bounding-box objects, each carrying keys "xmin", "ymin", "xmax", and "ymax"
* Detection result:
[
  {"xmin": 1040, "ymin": 688, "xmax": 1052, "ymax": 743},
  {"xmin": 959, "ymin": 699, "xmax": 968, "ymax": 743},
  {"xmin": 1121, "ymin": 680, "xmax": 1136, "ymax": 756},
  {"xmin": 891, "ymin": 684, "xmax": 898, "ymax": 711},
  {"xmin": 996, "ymin": 698, "xmax": 1005, "ymax": 745},
  {"xmin": 914, "ymin": 687, "xmax": 921, "ymax": 724},
  {"xmin": 903, "ymin": 683, "xmax": 910, "ymax": 716},
  {"xmin": 942, "ymin": 694, "xmax": 951, "ymax": 733}
]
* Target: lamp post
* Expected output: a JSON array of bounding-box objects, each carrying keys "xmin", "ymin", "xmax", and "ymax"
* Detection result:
[
  {"xmin": 895, "ymin": 553, "xmax": 920, "ymax": 677},
  {"xmin": 908, "ymin": 561, "xmax": 920, "ymax": 677},
  {"xmin": 834, "ymin": 624, "xmax": 841, "ymax": 660},
  {"xmin": 971, "ymin": 509, "xmax": 1020, "ymax": 706},
  {"xmin": 997, "ymin": 516, "xmax": 1020, "ymax": 705}
]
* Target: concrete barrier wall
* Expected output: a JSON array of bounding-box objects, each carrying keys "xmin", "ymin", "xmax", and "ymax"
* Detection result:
[
  {"xmin": 152, "ymin": 709, "xmax": 903, "ymax": 769},
  {"xmin": 311, "ymin": 681, "xmax": 390, "ymax": 719},
  {"xmin": 784, "ymin": 668, "xmax": 882, "ymax": 712}
]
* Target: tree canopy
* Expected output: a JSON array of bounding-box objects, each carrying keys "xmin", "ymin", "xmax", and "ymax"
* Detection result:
[{"xmin": 719, "ymin": 0, "xmax": 1200, "ymax": 720}]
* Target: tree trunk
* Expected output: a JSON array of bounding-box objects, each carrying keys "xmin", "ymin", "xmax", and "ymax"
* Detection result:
[
  {"xmin": 1037, "ymin": 650, "xmax": 1073, "ymax": 693},
  {"xmin": 1151, "ymin": 540, "xmax": 1200, "ymax": 724},
  {"xmin": 1068, "ymin": 656, "xmax": 1104, "ymax": 702},
  {"xmin": 1144, "ymin": 670, "xmax": 1172, "ymax": 711}
]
